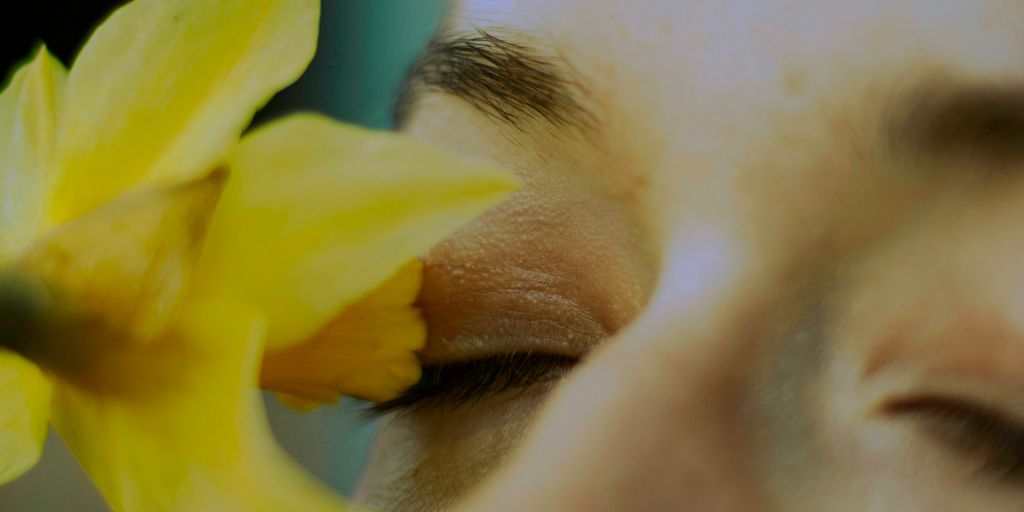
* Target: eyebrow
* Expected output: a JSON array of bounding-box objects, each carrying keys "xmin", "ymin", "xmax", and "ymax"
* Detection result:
[
  {"xmin": 393, "ymin": 30, "xmax": 596, "ymax": 133},
  {"xmin": 888, "ymin": 83, "xmax": 1024, "ymax": 166}
]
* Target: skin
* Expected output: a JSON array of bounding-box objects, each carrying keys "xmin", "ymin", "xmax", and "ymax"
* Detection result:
[{"xmin": 357, "ymin": 1, "xmax": 1024, "ymax": 510}]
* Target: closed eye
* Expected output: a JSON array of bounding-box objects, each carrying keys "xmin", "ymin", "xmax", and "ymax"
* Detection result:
[
  {"xmin": 885, "ymin": 395, "xmax": 1024, "ymax": 483},
  {"xmin": 367, "ymin": 352, "xmax": 578, "ymax": 416},
  {"xmin": 890, "ymin": 83, "xmax": 1024, "ymax": 168}
]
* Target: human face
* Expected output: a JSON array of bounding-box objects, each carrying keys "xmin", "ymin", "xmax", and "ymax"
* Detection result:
[{"xmin": 356, "ymin": 1, "xmax": 1024, "ymax": 510}]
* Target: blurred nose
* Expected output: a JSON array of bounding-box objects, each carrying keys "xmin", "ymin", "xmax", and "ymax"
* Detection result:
[{"xmin": 460, "ymin": 224, "xmax": 774, "ymax": 511}]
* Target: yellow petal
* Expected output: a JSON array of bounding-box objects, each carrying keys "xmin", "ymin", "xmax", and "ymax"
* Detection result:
[
  {"xmin": 273, "ymin": 393, "xmax": 325, "ymax": 412},
  {"xmin": 262, "ymin": 259, "xmax": 425, "ymax": 407},
  {"xmin": 50, "ymin": 299, "xmax": 345, "ymax": 511},
  {"xmin": 10, "ymin": 171, "xmax": 224, "ymax": 388},
  {"xmin": 199, "ymin": 114, "xmax": 518, "ymax": 348},
  {"xmin": 0, "ymin": 349, "xmax": 51, "ymax": 484},
  {"xmin": 0, "ymin": 47, "xmax": 65, "ymax": 259},
  {"xmin": 48, "ymin": 0, "xmax": 319, "ymax": 222}
]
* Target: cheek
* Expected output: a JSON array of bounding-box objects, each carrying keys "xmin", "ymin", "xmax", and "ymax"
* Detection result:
[{"xmin": 355, "ymin": 387, "xmax": 551, "ymax": 512}]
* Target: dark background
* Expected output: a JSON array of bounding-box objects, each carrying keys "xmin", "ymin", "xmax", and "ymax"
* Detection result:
[
  {"xmin": 1, "ymin": 1, "xmax": 303, "ymax": 125},
  {"xmin": 1, "ymin": 3, "xmax": 123, "ymax": 72},
  {"xmin": 2, "ymin": 0, "xmax": 446, "ymax": 128}
]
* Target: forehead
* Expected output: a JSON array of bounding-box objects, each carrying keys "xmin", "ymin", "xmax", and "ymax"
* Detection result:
[
  {"xmin": 444, "ymin": 1, "xmax": 1024, "ymax": 226},
  {"xmin": 450, "ymin": 0, "xmax": 1024, "ymax": 132},
  {"xmin": 453, "ymin": 0, "xmax": 1024, "ymax": 62}
]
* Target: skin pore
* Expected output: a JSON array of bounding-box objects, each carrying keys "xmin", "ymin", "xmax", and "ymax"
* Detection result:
[{"xmin": 356, "ymin": 1, "xmax": 1024, "ymax": 510}]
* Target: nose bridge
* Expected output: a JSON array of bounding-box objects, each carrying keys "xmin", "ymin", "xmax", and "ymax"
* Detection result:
[{"xmin": 587, "ymin": 228, "xmax": 780, "ymax": 510}]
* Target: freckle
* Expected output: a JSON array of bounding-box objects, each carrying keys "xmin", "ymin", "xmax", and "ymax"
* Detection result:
[{"xmin": 784, "ymin": 69, "xmax": 806, "ymax": 96}]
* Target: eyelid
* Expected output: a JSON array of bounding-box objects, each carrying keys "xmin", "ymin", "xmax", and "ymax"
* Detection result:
[
  {"xmin": 368, "ymin": 352, "xmax": 577, "ymax": 416},
  {"xmin": 418, "ymin": 260, "xmax": 613, "ymax": 362},
  {"xmin": 885, "ymin": 395, "xmax": 1024, "ymax": 482}
]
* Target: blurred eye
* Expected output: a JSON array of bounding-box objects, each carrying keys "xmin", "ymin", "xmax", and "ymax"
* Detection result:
[
  {"xmin": 886, "ymin": 396, "xmax": 1024, "ymax": 482},
  {"xmin": 369, "ymin": 352, "xmax": 578, "ymax": 415}
]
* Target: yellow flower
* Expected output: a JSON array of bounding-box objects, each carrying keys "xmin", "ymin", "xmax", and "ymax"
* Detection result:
[{"xmin": 0, "ymin": 1, "xmax": 516, "ymax": 510}]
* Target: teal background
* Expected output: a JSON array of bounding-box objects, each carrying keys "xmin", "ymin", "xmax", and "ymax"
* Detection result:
[
  {"xmin": 0, "ymin": 1, "xmax": 447, "ymax": 509},
  {"xmin": 262, "ymin": 0, "xmax": 448, "ymax": 129}
]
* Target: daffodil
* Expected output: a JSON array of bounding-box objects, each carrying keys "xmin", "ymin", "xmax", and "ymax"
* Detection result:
[{"xmin": 0, "ymin": 1, "xmax": 516, "ymax": 510}]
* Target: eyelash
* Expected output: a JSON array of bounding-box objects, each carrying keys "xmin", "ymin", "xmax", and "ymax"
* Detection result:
[
  {"xmin": 368, "ymin": 360, "xmax": 1024, "ymax": 483},
  {"xmin": 886, "ymin": 396, "xmax": 1024, "ymax": 482},
  {"xmin": 367, "ymin": 352, "xmax": 579, "ymax": 416}
]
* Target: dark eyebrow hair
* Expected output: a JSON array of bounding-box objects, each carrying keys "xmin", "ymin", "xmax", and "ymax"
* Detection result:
[
  {"xmin": 393, "ymin": 29, "xmax": 595, "ymax": 133},
  {"xmin": 888, "ymin": 83, "xmax": 1024, "ymax": 167}
]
